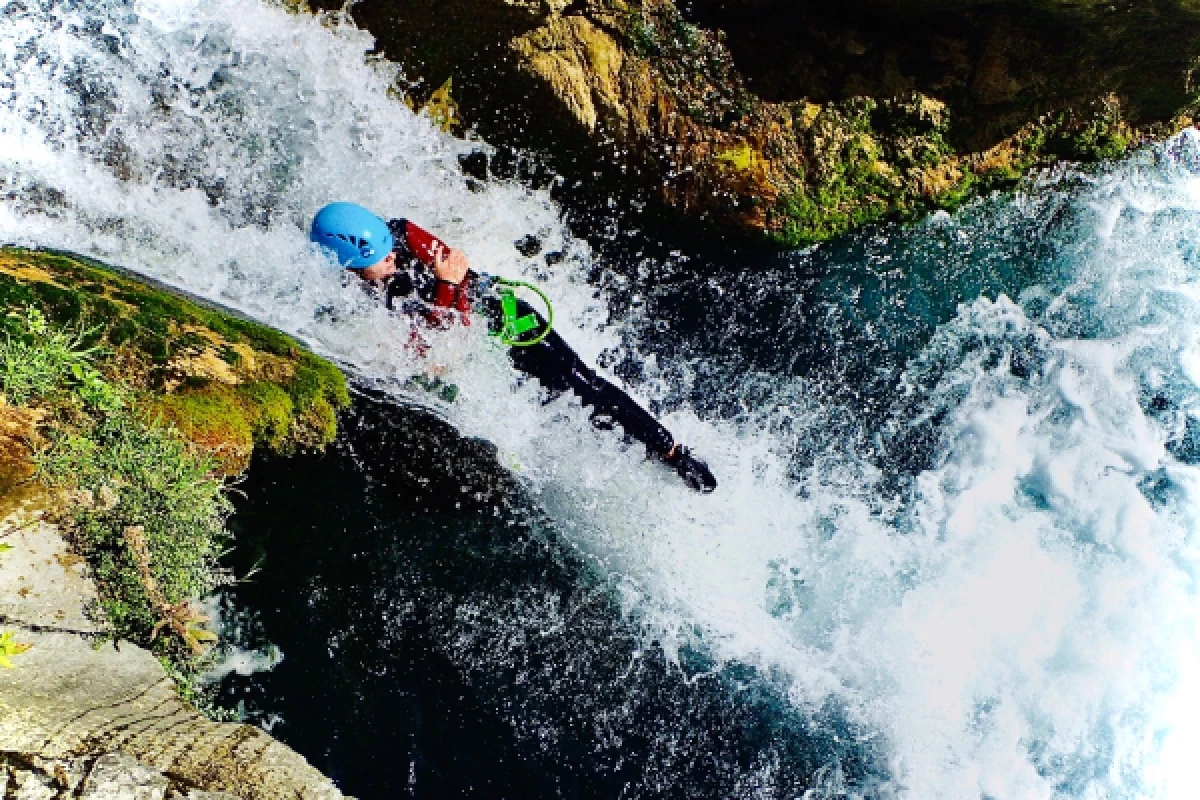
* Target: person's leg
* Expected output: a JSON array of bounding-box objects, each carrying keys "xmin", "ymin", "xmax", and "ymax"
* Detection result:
[
  {"xmin": 489, "ymin": 297, "xmax": 715, "ymax": 491},
  {"xmin": 517, "ymin": 328, "xmax": 675, "ymax": 456}
]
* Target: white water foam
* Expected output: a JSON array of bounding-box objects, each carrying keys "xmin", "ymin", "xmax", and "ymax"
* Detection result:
[{"xmin": 4, "ymin": 1, "xmax": 1200, "ymax": 796}]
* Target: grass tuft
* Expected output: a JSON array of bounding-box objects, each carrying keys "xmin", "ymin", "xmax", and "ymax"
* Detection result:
[
  {"xmin": 0, "ymin": 308, "xmax": 100, "ymax": 406},
  {"xmin": 36, "ymin": 408, "xmax": 231, "ymax": 650}
]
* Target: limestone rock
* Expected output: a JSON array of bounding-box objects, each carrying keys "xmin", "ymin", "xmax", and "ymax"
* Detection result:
[
  {"xmin": 0, "ymin": 519, "xmax": 347, "ymax": 800},
  {"xmin": 24, "ymin": 756, "xmax": 88, "ymax": 794},
  {"xmin": 80, "ymin": 753, "xmax": 169, "ymax": 800},
  {"xmin": 0, "ymin": 516, "xmax": 101, "ymax": 636},
  {"xmin": 10, "ymin": 769, "xmax": 55, "ymax": 800},
  {"xmin": 512, "ymin": 15, "xmax": 630, "ymax": 134},
  {"xmin": 312, "ymin": 0, "xmax": 1200, "ymax": 244}
]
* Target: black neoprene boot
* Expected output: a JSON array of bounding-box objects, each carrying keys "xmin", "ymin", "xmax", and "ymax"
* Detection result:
[{"xmin": 665, "ymin": 445, "xmax": 717, "ymax": 493}]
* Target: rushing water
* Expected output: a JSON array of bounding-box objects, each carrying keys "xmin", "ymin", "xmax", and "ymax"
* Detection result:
[{"xmin": 4, "ymin": 0, "xmax": 1200, "ymax": 797}]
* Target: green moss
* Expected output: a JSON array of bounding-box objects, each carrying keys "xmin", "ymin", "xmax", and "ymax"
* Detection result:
[
  {"xmin": 1049, "ymin": 114, "xmax": 1133, "ymax": 161},
  {"xmin": 150, "ymin": 389, "xmax": 254, "ymax": 476},
  {"xmin": 238, "ymin": 382, "xmax": 295, "ymax": 451},
  {"xmin": 17, "ymin": 248, "xmax": 300, "ymax": 359},
  {"xmin": 0, "ymin": 246, "xmax": 348, "ymax": 455},
  {"xmin": 150, "ymin": 376, "xmax": 336, "ymax": 465},
  {"xmin": 298, "ymin": 395, "xmax": 338, "ymax": 450},
  {"xmin": 774, "ymin": 120, "xmax": 898, "ymax": 245},
  {"xmin": 932, "ymin": 172, "xmax": 977, "ymax": 212},
  {"xmin": 216, "ymin": 344, "xmax": 242, "ymax": 367},
  {"xmin": 768, "ymin": 89, "xmax": 1152, "ymax": 247},
  {"xmin": 714, "ymin": 142, "xmax": 758, "ymax": 172},
  {"xmin": 293, "ymin": 351, "xmax": 351, "ymax": 410}
]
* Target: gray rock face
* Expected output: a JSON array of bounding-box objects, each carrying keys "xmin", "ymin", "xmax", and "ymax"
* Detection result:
[
  {"xmin": 79, "ymin": 753, "xmax": 169, "ymax": 800},
  {"xmin": 10, "ymin": 768, "xmax": 56, "ymax": 800},
  {"xmin": 0, "ymin": 511, "xmax": 350, "ymax": 800}
]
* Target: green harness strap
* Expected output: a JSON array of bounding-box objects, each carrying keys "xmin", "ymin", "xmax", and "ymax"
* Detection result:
[{"xmin": 489, "ymin": 277, "xmax": 554, "ymax": 347}]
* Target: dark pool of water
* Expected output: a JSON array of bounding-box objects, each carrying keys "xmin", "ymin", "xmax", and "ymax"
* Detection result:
[{"xmin": 219, "ymin": 390, "xmax": 868, "ymax": 799}]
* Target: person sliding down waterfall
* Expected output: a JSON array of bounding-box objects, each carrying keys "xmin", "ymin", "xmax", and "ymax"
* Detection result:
[{"xmin": 310, "ymin": 202, "xmax": 718, "ymax": 493}]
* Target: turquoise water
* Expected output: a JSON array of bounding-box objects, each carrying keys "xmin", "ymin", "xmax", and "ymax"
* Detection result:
[{"xmin": 4, "ymin": 0, "xmax": 1200, "ymax": 796}]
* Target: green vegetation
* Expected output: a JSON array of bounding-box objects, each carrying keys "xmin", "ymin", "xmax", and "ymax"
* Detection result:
[
  {"xmin": 0, "ymin": 247, "xmax": 348, "ymax": 468},
  {"xmin": 1046, "ymin": 98, "xmax": 1134, "ymax": 161},
  {"xmin": 0, "ymin": 308, "xmax": 104, "ymax": 407},
  {"xmin": 770, "ymin": 93, "xmax": 1143, "ymax": 248},
  {"xmin": 0, "ymin": 247, "xmax": 350, "ymax": 716},
  {"xmin": 0, "ymin": 305, "xmax": 229, "ymax": 700},
  {"xmin": 774, "ymin": 98, "xmax": 920, "ymax": 246},
  {"xmin": 37, "ymin": 406, "xmax": 231, "ymax": 650},
  {"xmin": 0, "ymin": 249, "xmax": 297, "ymax": 368},
  {"xmin": 624, "ymin": 12, "xmax": 660, "ymax": 58}
]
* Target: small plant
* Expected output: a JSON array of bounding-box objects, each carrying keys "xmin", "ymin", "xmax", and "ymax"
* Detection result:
[
  {"xmin": 70, "ymin": 361, "xmax": 124, "ymax": 412},
  {"xmin": 0, "ymin": 631, "xmax": 32, "ymax": 668},
  {"xmin": 151, "ymin": 601, "xmax": 218, "ymax": 654},
  {"xmin": 0, "ymin": 307, "xmax": 100, "ymax": 405},
  {"xmin": 37, "ymin": 410, "xmax": 231, "ymax": 649}
]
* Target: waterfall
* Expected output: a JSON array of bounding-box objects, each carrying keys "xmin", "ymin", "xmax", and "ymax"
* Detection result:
[{"xmin": 4, "ymin": 1, "xmax": 1200, "ymax": 796}]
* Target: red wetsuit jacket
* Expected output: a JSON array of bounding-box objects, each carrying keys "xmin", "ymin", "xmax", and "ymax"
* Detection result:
[{"xmin": 386, "ymin": 218, "xmax": 471, "ymax": 324}]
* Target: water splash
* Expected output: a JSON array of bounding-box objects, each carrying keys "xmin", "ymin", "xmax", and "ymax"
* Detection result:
[{"xmin": 3, "ymin": 0, "xmax": 1200, "ymax": 796}]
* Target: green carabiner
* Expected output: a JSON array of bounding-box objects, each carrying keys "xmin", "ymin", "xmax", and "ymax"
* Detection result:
[{"xmin": 491, "ymin": 277, "xmax": 554, "ymax": 347}]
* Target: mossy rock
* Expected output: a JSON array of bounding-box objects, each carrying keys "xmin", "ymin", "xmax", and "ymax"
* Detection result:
[{"xmin": 0, "ymin": 247, "xmax": 349, "ymax": 470}]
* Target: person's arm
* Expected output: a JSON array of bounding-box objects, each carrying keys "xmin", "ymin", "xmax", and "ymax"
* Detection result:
[
  {"xmin": 394, "ymin": 219, "xmax": 472, "ymax": 312},
  {"xmin": 389, "ymin": 219, "xmax": 472, "ymax": 329}
]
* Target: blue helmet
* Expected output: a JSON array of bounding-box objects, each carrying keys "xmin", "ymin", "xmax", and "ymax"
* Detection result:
[{"xmin": 310, "ymin": 202, "xmax": 394, "ymax": 269}]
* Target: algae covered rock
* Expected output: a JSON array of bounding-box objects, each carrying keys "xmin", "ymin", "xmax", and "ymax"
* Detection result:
[{"xmin": 0, "ymin": 247, "xmax": 348, "ymax": 472}]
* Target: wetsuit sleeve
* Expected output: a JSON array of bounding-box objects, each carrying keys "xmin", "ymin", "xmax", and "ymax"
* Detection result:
[
  {"xmin": 400, "ymin": 219, "xmax": 441, "ymax": 266},
  {"xmin": 389, "ymin": 218, "xmax": 471, "ymax": 313}
]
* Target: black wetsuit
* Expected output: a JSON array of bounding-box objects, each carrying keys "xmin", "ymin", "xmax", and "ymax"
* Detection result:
[
  {"xmin": 382, "ymin": 218, "xmax": 675, "ymax": 457},
  {"xmin": 485, "ymin": 296, "xmax": 675, "ymax": 455}
]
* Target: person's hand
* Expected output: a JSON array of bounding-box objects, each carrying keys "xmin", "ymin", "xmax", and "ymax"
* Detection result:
[{"xmin": 431, "ymin": 242, "xmax": 470, "ymax": 284}]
